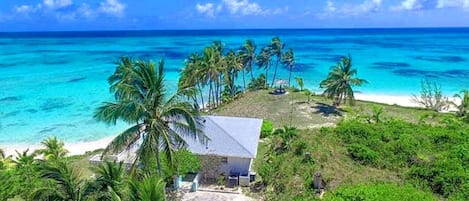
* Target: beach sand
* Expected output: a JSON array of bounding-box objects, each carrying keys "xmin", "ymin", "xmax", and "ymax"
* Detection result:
[
  {"xmin": 1, "ymin": 136, "xmax": 115, "ymax": 157},
  {"xmin": 0, "ymin": 93, "xmax": 459, "ymax": 157}
]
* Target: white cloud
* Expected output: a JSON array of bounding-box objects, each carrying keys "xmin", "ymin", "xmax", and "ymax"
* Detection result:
[
  {"xmin": 326, "ymin": 1, "xmax": 337, "ymax": 12},
  {"xmin": 323, "ymin": 0, "xmax": 382, "ymax": 16},
  {"xmin": 359, "ymin": 0, "xmax": 382, "ymax": 12},
  {"xmin": 43, "ymin": 0, "xmax": 73, "ymax": 10},
  {"xmin": 12, "ymin": 0, "xmax": 125, "ymax": 21},
  {"xmin": 196, "ymin": 0, "xmax": 287, "ymax": 17},
  {"xmin": 222, "ymin": 0, "xmax": 264, "ymax": 15},
  {"xmin": 196, "ymin": 3, "xmax": 216, "ymax": 17},
  {"xmin": 15, "ymin": 5, "xmax": 37, "ymax": 14},
  {"xmin": 436, "ymin": 0, "xmax": 469, "ymax": 9},
  {"xmin": 77, "ymin": 3, "xmax": 96, "ymax": 19},
  {"xmin": 99, "ymin": 0, "xmax": 126, "ymax": 17},
  {"xmin": 392, "ymin": 0, "xmax": 425, "ymax": 10}
]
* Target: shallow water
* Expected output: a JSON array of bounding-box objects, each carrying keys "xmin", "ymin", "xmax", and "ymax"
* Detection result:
[{"xmin": 1, "ymin": 28, "xmax": 469, "ymax": 144}]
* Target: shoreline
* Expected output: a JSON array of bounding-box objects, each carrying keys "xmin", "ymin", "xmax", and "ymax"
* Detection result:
[
  {"xmin": 0, "ymin": 93, "xmax": 459, "ymax": 157},
  {"xmin": 0, "ymin": 136, "xmax": 115, "ymax": 158}
]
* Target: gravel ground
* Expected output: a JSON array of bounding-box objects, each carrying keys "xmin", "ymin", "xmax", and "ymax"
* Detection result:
[{"xmin": 181, "ymin": 191, "xmax": 255, "ymax": 201}]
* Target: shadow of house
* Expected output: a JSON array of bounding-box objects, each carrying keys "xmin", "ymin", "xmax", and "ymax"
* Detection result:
[{"xmin": 311, "ymin": 103, "xmax": 343, "ymax": 117}]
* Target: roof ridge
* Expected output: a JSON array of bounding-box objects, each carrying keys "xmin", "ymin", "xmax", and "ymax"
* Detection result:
[{"xmin": 206, "ymin": 116, "xmax": 255, "ymax": 157}]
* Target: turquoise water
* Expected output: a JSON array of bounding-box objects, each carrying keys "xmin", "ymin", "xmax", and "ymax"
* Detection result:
[{"xmin": 1, "ymin": 28, "xmax": 469, "ymax": 144}]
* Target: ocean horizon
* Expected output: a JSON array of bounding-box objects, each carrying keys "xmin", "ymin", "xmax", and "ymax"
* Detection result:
[{"xmin": 1, "ymin": 28, "xmax": 469, "ymax": 145}]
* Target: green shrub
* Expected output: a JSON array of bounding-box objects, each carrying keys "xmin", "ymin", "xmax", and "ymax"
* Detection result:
[
  {"xmin": 261, "ymin": 119, "xmax": 274, "ymax": 138},
  {"xmin": 331, "ymin": 118, "xmax": 469, "ymax": 198},
  {"xmin": 248, "ymin": 74, "xmax": 267, "ymax": 91},
  {"xmin": 324, "ymin": 183, "xmax": 436, "ymax": 201},
  {"xmin": 347, "ymin": 144, "xmax": 378, "ymax": 166}
]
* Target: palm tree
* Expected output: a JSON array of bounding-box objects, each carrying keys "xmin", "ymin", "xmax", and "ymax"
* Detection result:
[
  {"xmin": 256, "ymin": 47, "xmax": 271, "ymax": 87},
  {"xmin": 319, "ymin": 55, "xmax": 367, "ymax": 106},
  {"xmin": 35, "ymin": 136, "xmax": 69, "ymax": 162},
  {"xmin": 295, "ymin": 77, "xmax": 304, "ymax": 91},
  {"xmin": 241, "ymin": 39, "xmax": 257, "ymax": 83},
  {"xmin": 269, "ymin": 37, "xmax": 284, "ymax": 87},
  {"xmin": 225, "ymin": 50, "xmax": 243, "ymax": 98},
  {"xmin": 129, "ymin": 174, "xmax": 166, "ymax": 201},
  {"xmin": 32, "ymin": 161, "xmax": 86, "ymax": 201},
  {"xmin": 85, "ymin": 161, "xmax": 126, "ymax": 200},
  {"xmin": 281, "ymin": 48, "xmax": 295, "ymax": 86},
  {"xmin": 94, "ymin": 57, "xmax": 206, "ymax": 176},
  {"xmin": 453, "ymin": 89, "xmax": 469, "ymax": 117},
  {"xmin": 14, "ymin": 149, "xmax": 39, "ymax": 193},
  {"xmin": 179, "ymin": 53, "xmax": 204, "ymax": 109}
]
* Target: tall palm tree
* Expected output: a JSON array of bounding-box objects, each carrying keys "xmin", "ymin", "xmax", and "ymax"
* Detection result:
[
  {"xmin": 453, "ymin": 89, "xmax": 469, "ymax": 117},
  {"xmin": 241, "ymin": 40, "xmax": 257, "ymax": 83},
  {"xmin": 35, "ymin": 136, "xmax": 69, "ymax": 162},
  {"xmin": 281, "ymin": 48, "xmax": 295, "ymax": 86},
  {"xmin": 225, "ymin": 50, "xmax": 243, "ymax": 97},
  {"xmin": 319, "ymin": 55, "xmax": 367, "ymax": 106},
  {"xmin": 269, "ymin": 37, "xmax": 284, "ymax": 87},
  {"xmin": 94, "ymin": 57, "xmax": 206, "ymax": 176},
  {"xmin": 129, "ymin": 174, "xmax": 166, "ymax": 201},
  {"xmin": 256, "ymin": 47, "xmax": 271, "ymax": 87},
  {"xmin": 32, "ymin": 161, "xmax": 86, "ymax": 201},
  {"xmin": 179, "ymin": 53, "xmax": 204, "ymax": 109}
]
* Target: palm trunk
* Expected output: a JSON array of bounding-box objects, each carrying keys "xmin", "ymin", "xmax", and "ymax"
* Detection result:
[
  {"xmin": 288, "ymin": 65, "xmax": 292, "ymax": 87},
  {"xmin": 271, "ymin": 58, "xmax": 279, "ymax": 87},
  {"xmin": 215, "ymin": 78, "xmax": 219, "ymax": 107},
  {"xmin": 264, "ymin": 67, "xmax": 269, "ymax": 88},
  {"xmin": 232, "ymin": 71, "xmax": 237, "ymax": 97},
  {"xmin": 242, "ymin": 69, "xmax": 246, "ymax": 92},
  {"xmin": 208, "ymin": 81, "xmax": 213, "ymax": 109},
  {"xmin": 249, "ymin": 62, "xmax": 254, "ymax": 81},
  {"xmin": 156, "ymin": 150, "xmax": 162, "ymax": 176},
  {"xmin": 197, "ymin": 83, "xmax": 204, "ymax": 110}
]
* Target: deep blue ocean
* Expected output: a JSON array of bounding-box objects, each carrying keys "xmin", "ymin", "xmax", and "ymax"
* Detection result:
[{"xmin": 1, "ymin": 28, "xmax": 469, "ymax": 145}]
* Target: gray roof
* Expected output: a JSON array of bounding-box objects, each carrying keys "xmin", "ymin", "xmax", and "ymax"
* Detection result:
[{"xmin": 183, "ymin": 116, "xmax": 263, "ymax": 159}]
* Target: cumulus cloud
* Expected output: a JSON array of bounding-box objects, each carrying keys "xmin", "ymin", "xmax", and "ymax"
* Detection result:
[
  {"xmin": 196, "ymin": 3, "xmax": 217, "ymax": 17},
  {"xmin": 195, "ymin": 0, "xmax": 287, "ymax": 17},
  {"xmin": 14, "ymin": 5, "xmax": 37, "ymax": 14},
  {"xmin": 43, "ymin": 0, "xmax": 73, "ymax": 10},
  {"xmin": 436, "ymin": 0, "xmax": 469, "ymax": 9},
  {"xmin": 99, "ymin": 0, "xmax": 126, "ymax": 17},
  {"xmin": 323, "ymin": 0, "xmax": 382, "ymax": 16},
  {"xmin": 12, "ymin": 0, "xmax": 126, "ymax": 20}
]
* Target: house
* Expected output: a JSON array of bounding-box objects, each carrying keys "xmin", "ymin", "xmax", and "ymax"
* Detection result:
[
  {"xmin": 184, "ymin": 115, "xmax": 263, "ymax": 177},
  {"xmin": 90, "ymin": 115, "xmax": 263, "ymax": 178}
]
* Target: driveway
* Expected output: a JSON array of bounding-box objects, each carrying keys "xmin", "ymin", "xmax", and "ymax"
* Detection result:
[{"xmin": 181, "ymin": 191, "xmax": 255, "ymax": 201}]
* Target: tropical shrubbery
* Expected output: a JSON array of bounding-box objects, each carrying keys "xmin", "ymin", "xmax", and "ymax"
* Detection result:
[
  {"xmin": 0, "ymin": 137, "xmax": 200, "ymax": 201},
  {"xmin": 324, "ymin": 184, "xmax": 435, "ymax": 201},
  {"xmin": 328, "ymin": 117, "xmax": 469, "ymax": 199}
]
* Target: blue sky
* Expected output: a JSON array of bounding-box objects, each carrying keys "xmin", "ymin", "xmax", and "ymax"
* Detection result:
[{"xmin": 0, "ymin": 0, "xmax": 468, "ymax": 31}]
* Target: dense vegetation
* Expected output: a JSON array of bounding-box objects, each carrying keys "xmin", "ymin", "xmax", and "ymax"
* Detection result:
[
  {"xmin": 253, "ymin": 107, "xmax": 469, "ymax": 200},
  {"xmin": 0, "ymin": 138, "xmax": 199, "ymax": 200}
]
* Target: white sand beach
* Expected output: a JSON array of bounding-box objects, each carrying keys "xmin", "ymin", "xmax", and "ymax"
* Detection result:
[
  {"xmin": 355, "ymin": 94, "xmax": 421, "ymax": 107},
  {"xmin": 1, "ymin": 136, "xmax": 115, "ymax": 158}
]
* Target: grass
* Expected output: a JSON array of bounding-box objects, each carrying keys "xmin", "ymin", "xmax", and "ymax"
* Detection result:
[
  {"xmin": 212, "ymin": 90, "xmax": 341, "ymax": 129},
  {"xmin": 212, "ymin": 89, "xmax": 447, "ymax": 129}
]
